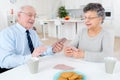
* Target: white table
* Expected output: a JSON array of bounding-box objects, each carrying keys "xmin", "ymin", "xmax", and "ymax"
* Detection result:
[{"xmin": 0, "ymin": 53, "xmax": 120, "ymax": 80}]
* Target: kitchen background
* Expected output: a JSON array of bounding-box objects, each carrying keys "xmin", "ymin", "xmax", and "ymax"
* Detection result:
[{"xmin": 0, "ymin": 0, "xmax": 120, "ymax": 37}]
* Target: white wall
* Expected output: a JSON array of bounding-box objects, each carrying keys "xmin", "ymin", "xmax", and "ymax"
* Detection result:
[
  {"xmin": 0, "ymin": 0, "xmax": 62, "ymax": 31},
  {"xmin": 101, "ymin": 0, "xmax": 120, "ymax": 37},
  {"xmin": 112, "ymin": 0, "xmax": 120, "ymax": 37},
  {"xmin": 0, "ymin": 1, "xmax": 10, "ymax": 30},
  {"xmin": 101, "ymin": 0, "xmax": 114, "ymax": 31}
]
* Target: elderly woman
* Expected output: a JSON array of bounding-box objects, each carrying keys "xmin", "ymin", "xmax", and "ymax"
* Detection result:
[{"xmin": 64, "ymin": 3, "xmax": 114, "ymax": 62}]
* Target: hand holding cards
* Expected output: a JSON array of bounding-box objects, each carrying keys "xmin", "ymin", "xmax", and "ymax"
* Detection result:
[
  {"xmin": 52, "ymin": 38, "xmax": 67, "ymax": 53},
  {"xmin": 64, "ymin": 46, "xmax": 84, "ymax": 58}
]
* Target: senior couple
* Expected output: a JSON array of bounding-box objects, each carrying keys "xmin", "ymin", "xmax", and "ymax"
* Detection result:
[{"xmin": 0, "ymin": 3, "xmax": 114, "ymax": 73}]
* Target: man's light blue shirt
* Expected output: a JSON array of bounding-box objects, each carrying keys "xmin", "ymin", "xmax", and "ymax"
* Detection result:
[{"xmin": 0, "ymin": 23, "xmax": 53, "ymax": 68}]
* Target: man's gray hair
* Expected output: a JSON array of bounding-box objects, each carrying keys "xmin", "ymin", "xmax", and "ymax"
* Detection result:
[{"xmin": 17, "ymin": 5, "xmax": 35, "ymax": 13}]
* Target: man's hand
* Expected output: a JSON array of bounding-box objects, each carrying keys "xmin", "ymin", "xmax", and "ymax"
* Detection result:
[
  {"xmin": 32, "ymin": 46, "xmax": 47, "ymax": 57},
  {"xmin": 52, "ymin": 38, "xmax": 67, "ymax": 53}
]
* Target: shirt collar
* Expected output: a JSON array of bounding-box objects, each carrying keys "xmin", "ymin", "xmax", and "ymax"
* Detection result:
[{"xmin": 15, "ymin": 23, "xmax": 33, "ymax": 34}]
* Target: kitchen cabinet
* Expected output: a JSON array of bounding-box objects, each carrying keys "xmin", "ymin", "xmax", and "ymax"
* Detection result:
[
  {"xmin": 64, "ymin": 0, "xmax": 101, "ymax": 9},
  {"xmin": 101, "ymin": 0, "xmax": 113, "ymax": 7},
  {"xmin": 64, "ymin": 0, "xmax": 80, "ymax": 9}
]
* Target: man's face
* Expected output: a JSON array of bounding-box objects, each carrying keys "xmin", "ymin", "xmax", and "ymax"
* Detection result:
[{"xmin": 17, "ymin": 7, "xmax": 36, "ymax": 29}]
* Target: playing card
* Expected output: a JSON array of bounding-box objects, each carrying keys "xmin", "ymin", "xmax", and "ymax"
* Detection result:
[
  {"xmin": 56, "ymin": 38, "xmax": 67, "ymax": 44},
  {"xmin": 53, "ymin": 64, "xmax": 74, "ymax": 70},
  {"xmin": 52, "ymin": 38, "xmax": 67, "ymax": 47}
]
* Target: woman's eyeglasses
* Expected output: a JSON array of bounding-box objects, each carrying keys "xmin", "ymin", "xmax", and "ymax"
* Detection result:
[{"xmin": 83, "ymin": 16, "xmax": 99, "ymax": 20}]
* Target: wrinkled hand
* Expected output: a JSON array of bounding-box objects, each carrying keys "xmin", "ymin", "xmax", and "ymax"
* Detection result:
[
  {"xmin": 72, "ymin": 49, "xmax": 84, "ymax": 58},
  {"xmin": 52, "ymin": 38, "xmax": 67, "ymax": 53},
  {"xmin": 64, "ymin": 46, "xmax": 84, "ymax": 58},
  {"xmin": 32, "ymin": 46, "xmax": 47, "ymax": 57},
  {"xmin": 64, "ymin": 47, "xmax": 73, "ymax": 57},
  {"xmin": 52, "ymin": 42, "xmax": 64, "ymax": 53}
]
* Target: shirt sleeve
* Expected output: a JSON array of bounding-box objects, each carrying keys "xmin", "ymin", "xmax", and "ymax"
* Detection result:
[
  {"xmin": 41, "ymin": 46, "xmax": 54, "ymax": 56},
  {"xmin": 84, "ymin": 30, "xmax": 115, "ymax": 62}
]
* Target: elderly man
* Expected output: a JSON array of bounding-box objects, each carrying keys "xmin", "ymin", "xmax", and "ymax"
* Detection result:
[{"xmin": 0, "ymin": 5, "xmax": 66, "ymax": 73}]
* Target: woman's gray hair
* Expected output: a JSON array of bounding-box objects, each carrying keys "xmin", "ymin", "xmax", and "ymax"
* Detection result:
[{"xmin": 83, "ymin": 3, "xmax": 105, "ymax": 23}]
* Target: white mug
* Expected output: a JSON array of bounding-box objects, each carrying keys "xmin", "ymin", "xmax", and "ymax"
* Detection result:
[
  {"xmin": 104, "ymin": 57, "xmax": 117, "ymax": 74},
  {"xmin": 27, "ymin": 57, "xmax": 39, "ymax": 74}
]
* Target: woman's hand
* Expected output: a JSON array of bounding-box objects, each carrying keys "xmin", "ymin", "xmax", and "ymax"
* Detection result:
[
  {"xmin": 64, "ymin": 46, "xmax": 84, "ymax": 58},
  {"xmin": 73, "ymin": 49, "xmax": 84, "ymax": 58},
  {"xmin": 32, "ymin": 46, "xmax": 47, "ymax": 57},
  {"xmin": 64, "ymin": 47, "xmax": 73, "ymax": 57}
]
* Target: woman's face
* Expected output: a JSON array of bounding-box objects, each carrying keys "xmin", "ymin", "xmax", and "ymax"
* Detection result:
[{"xmin": 84, "ymin": 11, "xmax": 102, "ymax": 29}]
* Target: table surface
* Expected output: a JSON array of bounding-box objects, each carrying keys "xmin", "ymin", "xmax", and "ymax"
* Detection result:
[{"xmin": 0, "ymin": 53, "xmax": 120, "ymax": 80}]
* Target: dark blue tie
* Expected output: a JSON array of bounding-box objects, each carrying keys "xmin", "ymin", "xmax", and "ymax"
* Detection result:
[{"xmin": 26, "ymin": 30, "xmax": 34, "ymax": 53}]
